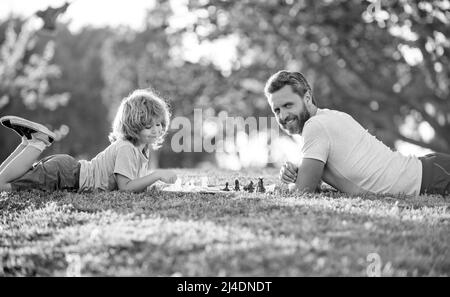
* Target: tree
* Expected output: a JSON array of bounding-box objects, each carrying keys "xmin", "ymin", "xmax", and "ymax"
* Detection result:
[
  {"xmin": 100, "ymin": 1, "xmax": 236, "ymax": 167},
  {"xmin": 187, "ymin": 0, "xmax": 450, "ymax": 152},
  {"xmin": 0, "ymin": 18, "xmax": 70, "ymax": 161}
]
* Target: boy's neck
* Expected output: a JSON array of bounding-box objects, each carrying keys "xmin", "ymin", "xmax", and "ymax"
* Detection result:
[{"xmin": 137, "ymin": 143, "xmax": 149, "ymax": 157}]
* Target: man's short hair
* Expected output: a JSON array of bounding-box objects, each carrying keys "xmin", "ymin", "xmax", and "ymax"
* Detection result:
[{"xmin": 264, "ymin": 70, "xmax": 317, "ymax": 106}]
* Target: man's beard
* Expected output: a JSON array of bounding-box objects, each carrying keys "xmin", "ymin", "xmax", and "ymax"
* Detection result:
[{"xmin": 280, "ymin": 109, "xmax": 311, "ymax": 135}]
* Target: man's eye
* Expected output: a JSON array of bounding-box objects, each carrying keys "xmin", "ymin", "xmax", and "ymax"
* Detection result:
[{"xmin": 274, "ymin": 109, "xmax": 280, "ymax": 114}]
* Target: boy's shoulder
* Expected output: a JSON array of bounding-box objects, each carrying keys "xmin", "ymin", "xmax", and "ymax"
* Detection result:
[
  {"xmin": 112, "ymin": 138, "xmax": 136, "ymax": 149},
  {"xmin": 101, "ymin": 139, "xmax": 139, "ymax": 156}
]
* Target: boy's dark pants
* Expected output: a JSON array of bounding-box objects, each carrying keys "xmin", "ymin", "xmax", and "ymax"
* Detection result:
[
  {"xmin": 419, "ymin": 153, "xmax": 450, "ymax": 196},
  {"xmin": 10, "ymin": 154, "xmax": 80, "ymax": 192}
]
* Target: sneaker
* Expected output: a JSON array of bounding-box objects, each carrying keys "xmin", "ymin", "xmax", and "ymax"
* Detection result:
[{"xmin": 0, "ymin": 116, "xmax": 56, "ymax": 143}]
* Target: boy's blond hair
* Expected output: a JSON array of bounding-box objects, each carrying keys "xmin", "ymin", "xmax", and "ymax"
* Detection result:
[{"xmin": 109, "ymin": 89, "xmax": 171, "ymax": 149}]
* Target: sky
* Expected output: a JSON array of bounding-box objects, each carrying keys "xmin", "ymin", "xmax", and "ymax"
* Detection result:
[
  {"xmin": 0, "ymin": 0, "xmax": 156, "ymax": 30},
  {"xmin": 0, "ymin": 0, "xmax": 238, "ymax": 71}
]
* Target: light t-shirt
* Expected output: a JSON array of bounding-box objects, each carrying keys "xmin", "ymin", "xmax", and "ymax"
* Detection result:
[
  {"xmin": 78, "ymin": 139, "xmax": 151, "ymax": 192},
  {"xmin": 302, "ymin": 108, "xmax": 422, "ymax": 196}
]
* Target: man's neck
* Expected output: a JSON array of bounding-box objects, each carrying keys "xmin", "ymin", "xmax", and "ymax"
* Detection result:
[{"xmin": 308, "ymin": 105, "xmax": 318, "ymax": 117}]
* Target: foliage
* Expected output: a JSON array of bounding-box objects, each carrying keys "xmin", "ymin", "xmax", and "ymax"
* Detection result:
[
  {"xmin": 45, "ymin": 26, "xmax": 112, "ymax": 159},
  {"xmin": 0, "ymin": 19, "xmax": 112, "ymax": 161},
  {"xmin": 100, "ymin": 2, "xmax": 236, "ymax": 167},
  {"xmin": 0, "ymin": 18, "xmax": 70, "ymax": 161},
  {"xmin": 187, "ymin": 0, "xmax": 450, "ymax": 151},
  {"xmin": 1, "ymin": 169, "xmax": 449, "ymax": 276},
  {"xmin": 0, "ymin": 19, "xmax": 69, "ymax": 112}
]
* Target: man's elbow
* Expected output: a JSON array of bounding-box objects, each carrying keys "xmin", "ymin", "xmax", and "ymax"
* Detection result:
[{"xmin": 292, "ymin": 182, "xmax": 321, "ymax": 194}]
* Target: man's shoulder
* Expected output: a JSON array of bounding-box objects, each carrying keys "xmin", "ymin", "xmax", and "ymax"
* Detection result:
[
  {"xmin": 306, "ymin": 109, "xmax": 351, "ymax": 128},
  {"xmin": 304, "ymin": 109, "xmax": 332, "ymax": 129}
]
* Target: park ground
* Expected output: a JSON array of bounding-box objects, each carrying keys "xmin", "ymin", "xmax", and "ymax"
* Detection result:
[{"xmin": 0, "ymin": 168, "xmax": 449, "ymax": 276}]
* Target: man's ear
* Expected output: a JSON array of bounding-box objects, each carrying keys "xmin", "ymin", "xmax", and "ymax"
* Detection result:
[{"xmin": 304, "ymin": 92, "xmax": 311, "ymax": 103}]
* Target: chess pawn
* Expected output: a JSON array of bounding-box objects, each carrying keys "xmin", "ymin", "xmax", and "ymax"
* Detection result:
[
  {"xmin": 256, "ymin": 178, "xmax": 266, "ymax": 193},
  {"xmin": 174, "ymin": 177, "xmax": 182, "ymax": 189},
  {"xmin": 234, "ymin": 179, "xmax": 240, "ymax": 191},
  {"xmin": 244, "ymin": 181, "xmax": 254, "ymax": 193},
  {"xmin": 222, "ymin": 182, "xmax": 230, "ymax": 191}
]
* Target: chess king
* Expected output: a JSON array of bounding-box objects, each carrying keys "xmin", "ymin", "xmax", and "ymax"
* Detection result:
[{"xmin": 265, "ymin": 70, "xmax": 450, "ymax": 197}]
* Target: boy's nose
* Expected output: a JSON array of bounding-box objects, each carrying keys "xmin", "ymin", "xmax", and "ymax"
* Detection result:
[{"xmin": 153, "ymin": 125, "xmax": 163, "ymax": 136}]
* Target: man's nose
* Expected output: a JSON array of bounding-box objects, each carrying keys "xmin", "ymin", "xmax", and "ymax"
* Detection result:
[{"xmin": 279, "ymin": 110, "xmax": 288, "ymax": 122}]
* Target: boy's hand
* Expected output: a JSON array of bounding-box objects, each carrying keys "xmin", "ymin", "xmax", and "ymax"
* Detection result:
[
  {"xmin": 279, "ymin": 161, "xmax": 298, "ymax": 184},
  {"xmin": 158, "ymin": 170, "xmax": 177, "ymax": 184}
]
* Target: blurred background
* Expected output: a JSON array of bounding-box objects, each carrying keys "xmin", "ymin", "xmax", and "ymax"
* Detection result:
[{"xmin": 0, "ymin": 0, "xmax": 448, "ymax": 170}]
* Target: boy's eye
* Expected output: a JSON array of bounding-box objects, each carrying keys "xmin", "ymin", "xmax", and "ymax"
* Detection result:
[{"xmin": 145, "ymin": 123, "xmax": 162, "ymax": 129}]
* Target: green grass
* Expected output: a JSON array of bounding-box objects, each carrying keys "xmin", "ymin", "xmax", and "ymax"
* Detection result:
[{"xmin": 1, "ymin": 168, "xmax": 449, "ymax": 276}]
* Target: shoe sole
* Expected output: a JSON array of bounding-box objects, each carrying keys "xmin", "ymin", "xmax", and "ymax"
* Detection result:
[{"xmin": 0, "ymin": 116, "xmax": 56, "ymax": 143}]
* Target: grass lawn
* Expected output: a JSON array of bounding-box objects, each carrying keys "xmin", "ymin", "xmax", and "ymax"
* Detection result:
[{"xmin": 1, "ymin": 168, "xmax": 449, "ymax": 276}]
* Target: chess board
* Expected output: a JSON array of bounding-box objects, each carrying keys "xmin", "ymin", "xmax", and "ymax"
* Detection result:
[
  {"xmin": 161, "ymin": 184, "xmax": 232, "ymax": 194},
  {"xmin": 160, "ymin": 183, "xmax": 277, "ymax": 194}
]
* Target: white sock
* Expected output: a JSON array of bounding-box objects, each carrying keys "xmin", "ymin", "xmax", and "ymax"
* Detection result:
[
  {"xmin": 27, "ymin": 139, "xmax": 47, "ymax": 152},
  {"xmin": 20, "ymin": 136, "xmax": 29, "ymax": 146}
]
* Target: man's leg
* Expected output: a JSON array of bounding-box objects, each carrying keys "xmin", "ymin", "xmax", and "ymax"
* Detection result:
[
  {"xmin": 433, "ymin": 153, "xmax": 450, "ymax": 196},
  {"xmin": 420, "ymin": 152, "xmax": 450, "ymax": 196}
]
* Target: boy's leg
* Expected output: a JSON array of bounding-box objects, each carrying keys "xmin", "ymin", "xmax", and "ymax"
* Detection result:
[
  {"xmin": 0, "ymin": 132, "xmax": 51, "ymax": 186},
  {"xmin": 0, "ymin": 116, "xmax": 56, "ymax": 190},
  {"xmin": 0, "ymin": 137, "xmax": 29, "ymax": 173},
  {"xmin": 0, "ymin": 145, "xmax": 42, "ymax": 185},
  {"xmin": 0, "ymin": 116, "xmax": 57, "ymax": 190}
]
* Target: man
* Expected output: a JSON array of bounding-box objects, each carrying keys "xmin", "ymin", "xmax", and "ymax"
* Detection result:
[{"xmin": 265, "ymin": 70, "xmax": 450, "ymax": 196}]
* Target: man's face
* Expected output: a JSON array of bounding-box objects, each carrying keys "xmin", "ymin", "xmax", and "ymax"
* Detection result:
[{"xmin": 268, "ymin": 85, "xmax": 311, "ymax": 135}]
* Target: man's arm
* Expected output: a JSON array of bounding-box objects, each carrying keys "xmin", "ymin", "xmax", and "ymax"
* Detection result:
[{"xmin": 294, "ymin": 158, "xmax": 325, "ymax": 193}]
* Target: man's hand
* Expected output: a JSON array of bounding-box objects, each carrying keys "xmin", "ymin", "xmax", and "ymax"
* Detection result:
[
  {"xmin": 279, "ymin": 161, "xmax": 299, "ymax": 184},
  {"xmin": 157, "ymin": 170, "xmax": 177, "ymax": 184}
]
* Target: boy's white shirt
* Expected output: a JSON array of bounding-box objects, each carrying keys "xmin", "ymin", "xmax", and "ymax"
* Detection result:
[
  {"xmin": 301, "ymin": 108, "xmax": 422, "ymax": 196},
  {"xmin": 78, "ymin": 139, "xmax": 150, "ymax": 192}
]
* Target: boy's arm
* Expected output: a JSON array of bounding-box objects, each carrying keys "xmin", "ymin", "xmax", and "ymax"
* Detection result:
[
  {"xmin": 293, "ymin": 158, "xmax": 325, "ymax": 193},
  {"xmin": 115, "ymin": 172, "xmax": 161, "ymax": 193}
]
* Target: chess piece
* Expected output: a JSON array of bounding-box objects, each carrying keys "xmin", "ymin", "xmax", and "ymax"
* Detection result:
[
  {"xmin": 174, "ymin": 178, "xmax": 182, "ymax": 189},
  {"xmin": 222, "ymin": 182, "xmax": 230, "ymax": 191},
  {"xmin": 256, "ymin": 178, "xmax": 266, "ymax": 193},
  {"xmin": 243, "ymin": 181, "xmax": 254, "ymax": 193},
  {"xmin": 234, "ymin": 179, "xmax": 240, "ymax": 191}
]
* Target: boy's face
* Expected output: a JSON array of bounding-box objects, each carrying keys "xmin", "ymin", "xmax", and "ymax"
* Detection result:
[{"xmin": 138, "ymin": 120, "xmax": 164, "ymax": 145}]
